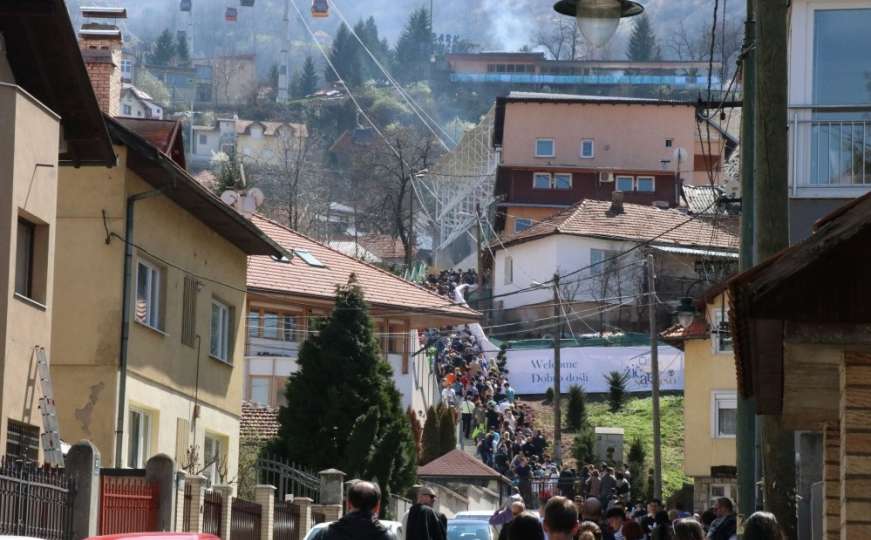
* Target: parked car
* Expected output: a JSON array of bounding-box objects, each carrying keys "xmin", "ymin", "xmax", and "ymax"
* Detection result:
[
  {"xmin": 447, "ymin": 519, "xmax": 498, "ymax": 540},
  {"xmin": 86, "ymin": 534, "xmax": 221, "ymax": 540},
  {"xmin": 302, "ymin": 520, "xmax": 402, "ymax": 540}
]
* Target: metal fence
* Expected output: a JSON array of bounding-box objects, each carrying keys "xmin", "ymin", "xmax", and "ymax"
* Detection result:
[
  {"xmin": 0, "ymin": 458, "xmax": 74, "ymax": 540},
  {"xmin": 231, "ymin": 498, "xmax": 262, "ymax": 540},
  {"xmin": 204, "ymin": 489, "xmax": 223, "ymax": 536},
  {"xmin": 99, "ymin": 470, "xmax": 159, "ymax": 534},
  {"xmin": 257, "ymin": 456, "xmax": 320, "ymax": 503},
  {"xmin": 273, "ymin": 501, "xmax": 299, "ymax": 540}
]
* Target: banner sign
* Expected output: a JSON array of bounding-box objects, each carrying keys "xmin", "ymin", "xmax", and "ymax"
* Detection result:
[{"xmin": 506, "ymin": 345, "xmax": 684, "ymax": 395}]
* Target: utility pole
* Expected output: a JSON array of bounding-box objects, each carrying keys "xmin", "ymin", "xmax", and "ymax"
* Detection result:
[
  {"xmin": 408, "ymin": 173, "xmax": 415, "ymax": 270},
  {"xmin": 753, "ymin": 0, "xmax": 795, "ymax": 536},
  {"xmin": 476, "ymin": 204, "xmax": 484, "ymax": 287},
  {"xmin": 736, "ymin": 0, "xmax": 758, "ymax": 519},
  {"xmin": 552, "ymin": 273, "xmax": 562, "ymax": 465},
  {"xmin": 647, "ymin": 253, "xmax": 663, "ymax": 499}
]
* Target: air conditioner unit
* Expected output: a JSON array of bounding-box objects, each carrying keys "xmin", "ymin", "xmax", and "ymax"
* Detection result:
[{"xmin": 599, "ymin": 171, "xmax": 614, "ymax": 183}]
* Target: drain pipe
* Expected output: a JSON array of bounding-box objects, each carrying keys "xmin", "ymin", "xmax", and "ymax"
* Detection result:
[{"xmin": 115, "ymin": 189, "xmax": 165, "ymax": 467}]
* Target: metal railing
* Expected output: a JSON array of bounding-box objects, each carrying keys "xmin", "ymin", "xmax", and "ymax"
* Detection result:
[
  {"xmin": 0, "ymin": 459, "xmax": 74, "ymax": 540},
  {"xmin": 256, "ymin": 456, "xmax": 321, "ymax": 503},
  {"xmin": 790, "ymin": 105, "xmax": 871, "ymax": 193},
  {"xmin": 231, "ymin": 498, "xmax": 262, "ymax": 540},
  {"xmin": 273, "ymin": 501, "xmax": 299, "ymax": 540},
  {"xmin": 203, "ymin": 490, "xmax": 223, "ymax": 536}
]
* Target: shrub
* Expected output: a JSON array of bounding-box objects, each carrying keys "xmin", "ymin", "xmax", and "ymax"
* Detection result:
[
  {"xmin": 605, "ymin": 371, "xmax": 630, "ymax": 412},
  {"xmin": 571, "ymin": 427, "xmax": 596, "ymax": 465},
  {"xmin": 627, "ymin": 437, "xmax": 646, "ymax": 501},
  {"xmin": 545, "ymin": 386, "xmax": 554, "ymax": 404},
  {"xmin": 565, "ymin": 385, "xmax": 587, "ymax": 432}
]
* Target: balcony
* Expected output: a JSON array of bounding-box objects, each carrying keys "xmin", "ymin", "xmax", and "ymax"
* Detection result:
[{"xmin": 790, "ymin": 105, "xmax": 871, "ymax": 198}]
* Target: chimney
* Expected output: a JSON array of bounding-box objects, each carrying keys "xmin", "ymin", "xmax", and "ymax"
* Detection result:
[
  {"xmin": 608, "ymin": 191, "xmax": 624, "ymax": 215},
  {"xmin": 79, "ymin": 22, "xmax": 123, "ymax": 117}
]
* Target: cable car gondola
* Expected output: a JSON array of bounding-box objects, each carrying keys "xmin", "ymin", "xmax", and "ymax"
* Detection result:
[
  {"xmin": 311, "ymin": 0, "xmax": 329, "ymax": 18},
  {"xmin": 225, "ymin": 7, "xmax": 238, "ymax": 21},
  {"xmin": 240, "ymin": 0, "xmax": 254, "ymax": 6},
  {"xmin": 180, "ymin": 0, "xmax": 191, "ymax": 12}
]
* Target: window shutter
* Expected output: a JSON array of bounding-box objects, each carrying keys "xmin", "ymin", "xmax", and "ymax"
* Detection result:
[
  {"xmin": 176, "ymin": 417, "xmax": 191, "ymax": 468},
  {"xmin": 182, "ymin": 276, "xmax": 198, "ymax": 347}
]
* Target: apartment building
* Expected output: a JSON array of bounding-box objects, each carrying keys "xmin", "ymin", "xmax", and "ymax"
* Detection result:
[
  {"xmin": 492, "ymin": 92, "xmax": 731, "ymax": 235},
  {"xmin": 190, "ymin": 117, "xmax": 307, "ymax": 169},
  {"xmin": 0, "ymin": 0, "xmax": 115, "ymax": 463}
]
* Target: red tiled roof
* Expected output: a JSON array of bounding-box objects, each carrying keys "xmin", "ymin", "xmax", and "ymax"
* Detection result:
[
  {"xmin": 115, "ymin": 118, "xmax": 179, "ymax": 154},
  {"xmin": 240, "ymin": 401, "xmax": 280, "ymax": 442},
  {"xmin": 418, "ymin": 449, "xmax": 503, "ymax": 478},
  {"xmin": 497, "ymin": 199, "xmax": 739, "ymax": 252},
  {"xmin": 248, "ymin": 215, "xmax": 478, "ymax": 321},
  {"xmin": 660, "ymin": 317, "xmax": 708, "ymax": 342},
  {"xmin": 357, "ymin": 234, "xmax": 413, "ymax": 260}
]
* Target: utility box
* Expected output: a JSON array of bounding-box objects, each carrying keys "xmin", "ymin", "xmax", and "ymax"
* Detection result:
[{"xmin": 594, "ymin": 427, "xmax": 625, "ymax": 465}]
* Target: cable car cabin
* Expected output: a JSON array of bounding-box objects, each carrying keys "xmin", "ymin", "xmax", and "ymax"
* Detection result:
[
  {"xmin": 311, "ymin": 0, "xmax": 329, "ymax": 17},
  {"xmin": 180, "ymin": 0, "xmax": 191, "ymax": 12},
  {"xmin": 240, "ymin": 0, "xmax": 254, "ymax": 6},
  {"xmin": 225, "ymin": 7, "xmax": 237, "ymax": 21}
]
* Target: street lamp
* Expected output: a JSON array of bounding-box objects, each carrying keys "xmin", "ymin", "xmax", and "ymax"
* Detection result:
[
  {"xmin": 676, "ymin": 297, "xmax": 697, "ymax": 329},
  {"xmin": 553, "ymin": 0, "xmax": 644, "ymax": 48}
]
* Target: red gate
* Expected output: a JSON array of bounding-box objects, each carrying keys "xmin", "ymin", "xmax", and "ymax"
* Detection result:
[{"xmin": 99, "ymin": 474, "xmax": 159, "ymax": 534}]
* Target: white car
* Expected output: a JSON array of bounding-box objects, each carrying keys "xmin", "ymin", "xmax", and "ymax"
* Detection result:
[
  {"xmin": 453, "ymin": 510, "xmax": 495, "ymax": 522},
  {"xmin": 302, "ymin": 520, "xmax": 402, "ymax": 540}
]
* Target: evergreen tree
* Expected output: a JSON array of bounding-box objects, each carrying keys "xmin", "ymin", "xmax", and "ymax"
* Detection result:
[
  {"xmin": 571, "ymin": 427, "xmax": 595, "ymax": 465},
  {"xmin": 326, "ymin": 23, "xmax": 362, "ymax": 87},
  {"xmin": 605, "ymin": 371, "xmax": 629, "ymax": 412},
  {"xmin": 420, "ymin": 405, "xmax": 441, "ymax": 464},
  {"xmin": 626, "ymin": 14, "xmax": 660, "ymax": 61},
  {"xmin": 298, "ymin": 56, "xmax": 319, "ymax": 97},
  {"xmin": 437, "ymin": 404, "xmax": 457, "ymax": 455},
  {"xmin": 212, "ymin": 150, "xmax": 243, "ymax": 195},
  {"xmin": 627, "ymin": 437, "xmax": 646, "ymax": 501},
  {"xmin": 565, "ymin": 385, "xmax": 587, "ymax": 432},
  {"xmin": 407, "ymin": 407, "xmax": 423, "ymax": 461},
  {"xmin": 176, "ymin": 33, "xmax": 190, "ymax": 66},
  {"xmin": 149, "ymin": 29, "xmax": 177, "ymax": 66},
  {"xmin": 268, "ymin": 64, "xmax": 280, "ymax": 93},
  {"xmin": 344, "ymin": 407, "xmax": 380, "ymax": 477},
  {"xmin": 270, "ymin": 276, "xmax": 416, "ymax": 496},
  {"xmin": 393, "ymin": 8, "xmax": 432, "ymax": 83}
]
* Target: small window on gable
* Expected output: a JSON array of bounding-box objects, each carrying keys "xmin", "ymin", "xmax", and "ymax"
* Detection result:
[
  {"xmin": 665, "ymin": 138, "xmax": 674, "ymax": 148},
  {"xmin": 295, "ymin": 249, "xmax": 325, "ymax": 267},
  {"xmin": 535, "ymin": 138, "xmax": 555, "ymax": 158},
  {"xmin": 514, "ymin": 218, "xmax": 533, "ymax": 233},
  {"xmin": 580, "ymin": 139, "xmax": 594, "ymax": 159}
]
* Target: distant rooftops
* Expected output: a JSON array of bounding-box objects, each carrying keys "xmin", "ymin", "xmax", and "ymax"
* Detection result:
[
  {"xmin": 447, "ymin": 52, "xmax": 720, "ymax": 71},
  {"xmin": 502, "ymin": 91, "xmax": 696, "ymax": 106}
]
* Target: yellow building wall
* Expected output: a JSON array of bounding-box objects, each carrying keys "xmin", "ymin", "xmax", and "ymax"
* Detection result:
[
  {"xmin": 54, "ymin": 147, "xmax": 247, "ymax": 475},
  {"xmin": 0, "ymin": 85, "xmax": 61, "ymax": 458},
  {"xmin": 682, "ymin": 336, "xmax": 738, "ymax": 477}
]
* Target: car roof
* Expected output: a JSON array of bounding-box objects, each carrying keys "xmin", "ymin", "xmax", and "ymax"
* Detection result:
[{"xmin": 87, "ymin": 535, "xmax": 221, "ymax": 540}]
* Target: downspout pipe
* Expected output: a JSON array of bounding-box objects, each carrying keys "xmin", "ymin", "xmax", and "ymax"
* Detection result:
[{"xmin": 115, "ymin": 189, "xmax": 165, "ymax": 468}]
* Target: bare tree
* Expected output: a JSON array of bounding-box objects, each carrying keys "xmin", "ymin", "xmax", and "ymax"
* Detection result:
[
  {"xmin": 534, "ymin": 15, "xmax": 585, "ymax": 60},
  {"xmin": 668, "ymin": 17, "xmax": 743, "ymax": 83}
]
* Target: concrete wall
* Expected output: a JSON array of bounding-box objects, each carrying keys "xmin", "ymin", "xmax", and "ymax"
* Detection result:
[
  {"xmin": 0, "ymin": 84, "xmax": 60, "ymax": 458},
  {"xmin": 53, "ymin": 151, "xmax": 248, "ymax": 475}
]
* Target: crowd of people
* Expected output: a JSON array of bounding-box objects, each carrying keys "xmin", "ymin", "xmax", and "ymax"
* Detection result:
[
  {"xmin": 489, "ymin": 493, "xmax": 783, "ymax": 540},
  {"xmin": 423, "ymin": 269, "xmax": 481, "ymax": 297}
]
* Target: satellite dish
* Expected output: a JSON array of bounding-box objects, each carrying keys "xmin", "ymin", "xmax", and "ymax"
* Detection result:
[
  {"xmin": 248, "ymin": 187, "xmax": 265, "ymax": 207},
  {"xmin": 221, "ymin": 190, "xmax": 239, "ymax": 207}
]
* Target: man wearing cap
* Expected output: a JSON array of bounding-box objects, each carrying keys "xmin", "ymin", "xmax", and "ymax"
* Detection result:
[{"xmin": 404, "ymin": 486, "xmax": 447, "ymax": 540}]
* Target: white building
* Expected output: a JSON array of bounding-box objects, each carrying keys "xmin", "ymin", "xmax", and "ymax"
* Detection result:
[{"xmin": 119, "ymin": 83, "xmax": 163, "ymax": 119}]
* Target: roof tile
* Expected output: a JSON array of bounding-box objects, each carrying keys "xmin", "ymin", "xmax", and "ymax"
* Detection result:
[{"xmin": 418, "ymin": 449, "xmax": 503, "ymax": 478}]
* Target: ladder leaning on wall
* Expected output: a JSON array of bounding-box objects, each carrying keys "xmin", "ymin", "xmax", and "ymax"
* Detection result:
[{"xmin": 34, "ymin": 347, "xmax": 64, "ymax": 467}]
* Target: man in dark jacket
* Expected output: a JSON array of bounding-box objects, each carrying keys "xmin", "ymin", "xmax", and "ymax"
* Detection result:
[
  {"xmin": 405, "ymin": 486, "xmax": 447, "ymax": 540},
  {"xmin": 317, "ymin": 481, "xmax": 395, "ymax": 540},
  {"xmin": 707, "ymin": 497, "xmax": 737, "ymax": 540}
]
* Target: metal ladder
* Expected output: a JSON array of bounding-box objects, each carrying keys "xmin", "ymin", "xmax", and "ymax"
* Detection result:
[{"xmin": 35, "ymin": 347, "xmax": 64, "ymax": 467}]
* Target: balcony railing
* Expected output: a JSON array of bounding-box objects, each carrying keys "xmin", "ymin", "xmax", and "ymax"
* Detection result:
[{"xmin": 790, "ymin": 105, "xmax": 871, "ymax": 196}]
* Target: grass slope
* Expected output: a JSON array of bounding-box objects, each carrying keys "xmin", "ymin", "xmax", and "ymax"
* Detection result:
[{"xmin": 526, "ymin": 395, "xmax": 690, "ymax": 498}]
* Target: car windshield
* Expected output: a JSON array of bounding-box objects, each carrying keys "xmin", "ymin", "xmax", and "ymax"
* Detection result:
[{"xmin": 447, "ymin": 522, "xmax": 491, "ymax": 540}]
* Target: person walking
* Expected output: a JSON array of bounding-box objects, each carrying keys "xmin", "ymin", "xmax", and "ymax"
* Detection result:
[
  {"xmin": 460, "ymin": 395, "xmax": 475, "ymax": 439},
  {"xmin": 672, "ymin": 518, "xmax": 705, "ymax": 540},
  {"xmin": 316, "ymin": 481, "xmax": 395, "ymax": 540},
  {"xmin": 507, "ymin": 512, "xmax": 545, "ymax": 540},
  {"xmin": 706, "ymin": 498, "xmax": 737, "ymax": 540},
  {"xmin": 741, "ymin": 512, "xmax": 782, "ymax": 540},
  {"xmin": 405, "ymin": 486, "xmax": 447, "ymax": 540},
  {"xmin": 599, "ymin": 468, "xmax": 617, "ymax": 506},
  {"xmin": 542, "ymin": 496, "xmax": 581, "ymax": 540}
]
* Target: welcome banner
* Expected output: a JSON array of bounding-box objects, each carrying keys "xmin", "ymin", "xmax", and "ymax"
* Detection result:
[{"xmin": 505, "ymin": 345, "xmax": 684, "ymax": 395}]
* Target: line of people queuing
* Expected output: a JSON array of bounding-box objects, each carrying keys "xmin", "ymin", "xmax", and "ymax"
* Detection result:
[
  {"xmin": 490, "ymin": 493, "xmax": 784, "ymax": 540},
  {"xmin": 423, "ymin": 268, "xmax": 481, "ymax": 297}
]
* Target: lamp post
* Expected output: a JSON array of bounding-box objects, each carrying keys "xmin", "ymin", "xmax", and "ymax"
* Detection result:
[{"xmin": 553, "ymin": 0, "xmax": 643, "ymax": 49}]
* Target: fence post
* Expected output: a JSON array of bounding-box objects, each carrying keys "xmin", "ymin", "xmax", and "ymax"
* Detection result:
[
  {"xmin": 214, "ymin": 484, "xmax": 234, "ymax": 540},
  {"xmin": 187, "ymin": 475, "xmax": 208, "ymax": 533},
  {"xmin": 146, "ymin": 454, "xmax": 177, "ymax": 531},
  {"xmin": 291, "ymin": 497, "xmax": 312, "ymax": 540},
  {"xmin": 318, "ymin": 469, "xmax": 345, "ymax": 507},
  {"xmin": 174, "ymin": 472, "xmax": 187, "ymax": 531},
  {"xmin": 255, "ymin": 485, "xmax": 275, "ymax": 540},
  {"xmin": 65, "ymin": 440, "xmax": 101, "ymax": 540}
]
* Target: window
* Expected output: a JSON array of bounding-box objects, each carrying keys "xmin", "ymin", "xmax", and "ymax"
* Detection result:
[
  {"xmin": 813, "ymin": 9, "xmax": 871, "ymax": 107},
  {"xmin": 262, "ymin": 312, "xmax": 280, "ymax": 339},
  {"xmin": 15, "ymin": 219, "xmax": 34, "ymax": 299},
  {"xmin": 295, "ymin": 249, "xmax": 325, "ymax": 267},
  {"xmin": 388, "ymin": 324, "xmax": 407, "ymax": 355},
  {"xmin": 636, "ymin": 176, "xmax": 655, "ymax": 192},
  {"xmin": 514, "ymin": 218, "xmax": 533, "ymax": 233},
  {"xmin": 247, "ymin": 309, "xmax": 260, "ymax": 337},
  {"xmin": 210, "ymin": 299, "xmax": 232, "ymax": 362},
  {"xmin": 249, "ymin": 377, "xmax": 271, "ymax": 405},
  {"xmin": 203, "ymin": 433, "xmax": 225, "ymax": 485},
  {"xmin": 665, "ymin": 138, "xmax": 674, "ymax": 148},
  {"xmin": 712, "ymin": 391, "xmax": 737, "ymax": 438},
  {"xmin": 136, "ymin": 260, "xmax": 162, "ymax": 330},
  {"xmin": 128, "ymin": 408, "xmax": 152, "ymax": 468},
  {"xmin": 580, "ymin": 139, "xmax": 595, "ymax": 159},
  {"xmin": 712, "ymin": 310, "xmax": 733, "ymax": 354},
  {"xmin": 122, "ymin": 104, "xmax": 132, "ymax": 116},
  {"xmin": 198, "ymin": 134, "xmax": 208, "ymax": 145},
  {"xmin": 6, "ymin": 420, "xmax": 39, "ymax": 462},
  {"xmin": 535, "ymin": 138, "xmax": 555, "ymax": 157},
  {"xmin": 533, "ymin": 173, "xmax": 552, "ymax": 189},
  {"xmin": 503, "ymin": 256, "xmax": 513, "ymax": 285},
  {"xmin": 554, "ymin": 173, "xmax": 572, "ymax": 190},
  {"xmin": 615, "ymin": 176, "xmax": 634, "ymax": 192},
  {"xmin": 181, "ymin": 276, "xmax": 198, "ymax": 347}
]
